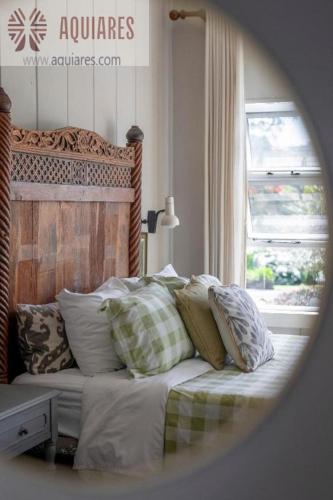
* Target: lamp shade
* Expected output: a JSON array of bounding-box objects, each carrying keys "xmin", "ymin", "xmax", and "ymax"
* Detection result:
[{"xmin": 161, "ymin": 196, "xmax": 180, "ymax": 229}]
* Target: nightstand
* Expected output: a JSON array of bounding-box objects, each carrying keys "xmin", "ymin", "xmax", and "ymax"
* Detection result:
[{"xmin": 0, "ymin": 385, "xmax": 59, "ymax": 465}]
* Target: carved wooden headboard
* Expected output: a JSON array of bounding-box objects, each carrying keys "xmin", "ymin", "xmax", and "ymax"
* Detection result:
[{"xmin": 0, "ymin": 87, "xmax": 144, "ymax": 383}]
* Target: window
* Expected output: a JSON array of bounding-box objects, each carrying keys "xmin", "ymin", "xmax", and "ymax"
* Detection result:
[{"xmin": 245, "ymin": 102, "xmax": 328, "ymax": 309}]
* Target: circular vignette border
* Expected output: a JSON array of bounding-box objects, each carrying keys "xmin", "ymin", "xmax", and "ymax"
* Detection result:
[{"xmin": 2, "ymin": 1, "xmax": 333, "ymax": 499}]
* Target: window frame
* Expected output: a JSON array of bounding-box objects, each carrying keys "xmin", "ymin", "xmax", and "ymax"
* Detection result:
[
  {"xmin": 245, "ymin": 101, "xmax": 327, "ymax": 310},
  {"xmin": 247, "ymin": 172, "xmax": 328, "ymax": 244}
]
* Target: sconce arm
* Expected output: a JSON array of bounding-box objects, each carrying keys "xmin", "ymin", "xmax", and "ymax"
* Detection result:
[{"xmin": 141, "ymin": 209, "xmax": 165, "ymax": 234}]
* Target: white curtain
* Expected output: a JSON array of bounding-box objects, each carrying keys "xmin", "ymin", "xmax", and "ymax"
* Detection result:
[{"xmin": 204, "ymin": 10, "xmax": 246, "ymax": 286}]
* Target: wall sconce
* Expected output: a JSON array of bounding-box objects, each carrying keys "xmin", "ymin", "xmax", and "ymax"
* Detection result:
[{"xmin": 142, "ymin": 196, "xmax": 180, "ymax": 234}]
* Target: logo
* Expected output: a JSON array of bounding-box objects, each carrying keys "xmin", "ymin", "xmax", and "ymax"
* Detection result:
[{"xmin": 8, "ymin": 8, "xmax": 47, "ymax": 52}]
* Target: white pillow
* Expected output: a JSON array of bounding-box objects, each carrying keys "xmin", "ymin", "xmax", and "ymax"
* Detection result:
[
  {"xmin": 56, "ymin": 278, "xmax": 128, "ymax": 376},
  {"xmin": 120, "ymin": 264, "xmax": 179, "ymax": 291},
  {"xmin": 155, "ymin": 264, "xmax": 178, "ymax": 278}
]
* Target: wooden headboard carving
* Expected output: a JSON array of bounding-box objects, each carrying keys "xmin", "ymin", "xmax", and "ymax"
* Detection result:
[
  {"xmin": 11, "ymin": 126, "xmax": 135, "ymax": 165},
  {"xmin": 0, "ymin": 87, "xmax": 144, "ymax": 384}
]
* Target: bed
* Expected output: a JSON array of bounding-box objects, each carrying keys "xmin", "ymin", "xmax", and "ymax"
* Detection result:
[
  {"xmin": 12, "ymin": 334, "xmax": 308, "ymax": 472},
  {"xmin": 0, "ymin": 87, "xmax": 309, "ymax": 474}
]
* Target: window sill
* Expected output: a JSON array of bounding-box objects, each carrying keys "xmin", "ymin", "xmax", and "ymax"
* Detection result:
[{"xmin": 260, "ymin": 307, "xmax": 318, "ymax": 330}]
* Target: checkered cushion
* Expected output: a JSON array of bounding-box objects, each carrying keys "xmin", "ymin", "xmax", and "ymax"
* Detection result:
[{"xmin": 101, "ymin": 283, "xmax": 194, "ymax": 378}]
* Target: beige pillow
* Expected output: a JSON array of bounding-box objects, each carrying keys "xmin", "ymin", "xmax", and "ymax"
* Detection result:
[
  {"xmin": 175, "ymin": 282, "xmax": 226, "ymax": 370},
  {"xmin": 191, "ymin": 274, "xmax": 222, "ymax": 287}
]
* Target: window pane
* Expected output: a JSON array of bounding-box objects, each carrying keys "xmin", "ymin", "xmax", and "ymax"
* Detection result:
[
  {"xmin": 246, "ymin": 246, "xmax": 326, "ymax": 308},
  {"xmin": 247, "ymin": 114, "xmax": 319, "ymax": 171},
  {"xmin": 248, "ymin": 182, "xmax": 328, "ymax": 237}
]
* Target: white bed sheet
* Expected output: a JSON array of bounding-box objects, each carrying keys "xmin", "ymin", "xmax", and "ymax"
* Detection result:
[
  {"xmin": 74, "ymin": 358, "xmax": 211, "ymax": 473},
  {"xmin": 13, "ymin": 368, "xmax": 87, "ymax": 439},
  {"xmin": 12, "ymin": 360, "xmax": 211, "ymax": 473}
]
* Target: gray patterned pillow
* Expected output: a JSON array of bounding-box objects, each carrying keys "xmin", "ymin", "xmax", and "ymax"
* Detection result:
[
  {"xmin": 17, "ymin": 303, "xmax": 74, "ymax": 375},
  {"xmin": 209, "ymin": 285, "xmax": 274, "ymax": 372}
]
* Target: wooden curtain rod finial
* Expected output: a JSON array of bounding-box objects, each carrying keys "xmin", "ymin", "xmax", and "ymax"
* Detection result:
[
  {"xmin": 169, "ymin": 9, "xmax": 206, "ymax": 22},
  {"xmin": 169, "ymin": 10, "xmax": 185, "ymax": 21},
  {"xmin": 126, "ymin": 125, "xmax": 144, "ymax": 144},
  {"xmin": 0, "ymin": 88, "xmax": 12, "ymax": 114}
]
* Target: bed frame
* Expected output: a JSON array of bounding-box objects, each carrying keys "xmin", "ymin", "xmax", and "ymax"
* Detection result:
[{"xmin": 0, "ymin": 87, "xmax": 144, "ymax": 384}]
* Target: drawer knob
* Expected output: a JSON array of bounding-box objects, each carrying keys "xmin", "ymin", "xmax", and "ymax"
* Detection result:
[{"xmin": 18, "ymin": 428, "xmax": 28, "ymax": 437}]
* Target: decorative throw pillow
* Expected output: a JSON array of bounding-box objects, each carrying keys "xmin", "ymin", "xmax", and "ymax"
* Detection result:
[
  {"xmin": 209, "ymin": 285, "xmax": 275, "ymax": 372},
  {"xmin": 121, "ymin": 264, "xmax": 179, "ymax": 291},
  {"xmin": 57, "ymin": 278, "xmax": 129, "ymax": 376},
  {"xmin": 141, "ymin": 276, "xmax": 189, "ymax": 296},
  {"xmin": 191, "ymin": 274, "xmax": 222, "ymax": 287},
  {"xmin": 174, "ymin": 282, "xmax": 226, "ymax": 370},
  {"xmin": 17, "ymin": 303, "xmax": 73, "ymax": 375},
  {"xmin": 155, "ymin": 264, "xmax": 179, "ymax": 278},
  {"xmin": 101, "ymin": 283, "xmax": 194, "ymax": 378}
]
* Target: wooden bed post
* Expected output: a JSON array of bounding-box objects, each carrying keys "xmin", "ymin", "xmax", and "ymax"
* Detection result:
[
  {"xmin": 0, "ymin": 88, "xmax": 12, "ymax": 384},
  {"xmin": 127, "ymin": 125, "xmax": 144, "ymax": 277}
]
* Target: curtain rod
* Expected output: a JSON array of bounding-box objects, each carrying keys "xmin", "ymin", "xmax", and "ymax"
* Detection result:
[{"xmin": 169, "ymin": 9, "xmax": 206, "ymax": 22}]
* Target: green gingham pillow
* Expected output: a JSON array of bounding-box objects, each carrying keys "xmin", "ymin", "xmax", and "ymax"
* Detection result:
[{"xmin": 101, "ymin": 283, "xmax": 194, "ymax": 378}]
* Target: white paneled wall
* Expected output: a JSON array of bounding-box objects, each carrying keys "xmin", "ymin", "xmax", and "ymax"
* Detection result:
[{"xmin": 0, "ymin": 0, "xmax": 174, "ymax": 275}]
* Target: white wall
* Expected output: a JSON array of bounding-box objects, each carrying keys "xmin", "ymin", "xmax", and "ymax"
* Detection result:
[{"xmin": 0, "ymin": 0, "xmax": 173, "ymax": 275}]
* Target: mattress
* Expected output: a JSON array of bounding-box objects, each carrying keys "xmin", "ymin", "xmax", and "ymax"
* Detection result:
[
  {"xmin": 165, "ymin": 334, "xmax": 309, "ymax": 453},
  {"xmin": 12, "ymin": 333, "xmax": 309, "ymax": 460},
  {"xmin": 13, "ymin": 368, "xmax": 87, "ymax": 439}
]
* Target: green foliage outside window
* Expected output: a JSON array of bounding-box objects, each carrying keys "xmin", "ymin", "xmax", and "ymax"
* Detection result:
[{"xmin": 246, "ymin": 248, "xmax": 325, "ymax": 289}]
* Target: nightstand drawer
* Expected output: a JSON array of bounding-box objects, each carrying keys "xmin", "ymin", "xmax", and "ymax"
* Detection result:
[{"xmin": 0, "ymin": 401, "xmax": 50, "ymax": 454}]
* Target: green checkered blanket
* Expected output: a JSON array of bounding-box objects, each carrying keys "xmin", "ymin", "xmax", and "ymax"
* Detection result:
[{"xmin": 165, "ymin": 334, "xmax": 308, "ymax": 453}]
